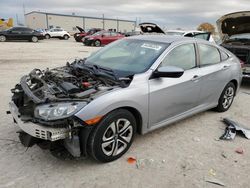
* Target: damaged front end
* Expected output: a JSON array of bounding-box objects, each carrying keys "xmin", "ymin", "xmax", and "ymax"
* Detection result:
[{"xmin": 8, "ymin": 59, "xmax": 131, "ymax": 158}]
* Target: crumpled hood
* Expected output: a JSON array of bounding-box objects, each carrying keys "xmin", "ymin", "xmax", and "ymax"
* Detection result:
[{"xmin": 217, "ymin": 11, "xmax": 250, "ymax": 39}]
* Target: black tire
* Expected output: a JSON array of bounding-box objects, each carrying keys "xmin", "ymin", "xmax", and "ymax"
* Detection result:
[
  {"xmin": 94, "ymin": 40, "xmax": 101, "ymax": 47},
  {"xmin": 45, "ymin": 34, "xmax": 50, "ymax": 39},
  {"xmin": 63, "ymin": 35, "xmax": 69, "ymax": 40},
  {"xmin": 88, "ymin": 109, "xmax": 136, "ymax": 162},
  {"xmin": 215, "ymin": 82, "xmax": 236, "ymax": 112},
  {"xmin": 0, "ymin": 35, "xmax": 6, "ymax": 42},
  {"xmin": 31, "ymin": 36, "xmax": 38, "ymax": 42}
]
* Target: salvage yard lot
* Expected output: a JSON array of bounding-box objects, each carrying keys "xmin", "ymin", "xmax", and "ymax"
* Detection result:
[{"xmin": 0, "ymin": 38, "xmax": 250, "ymax": 188}]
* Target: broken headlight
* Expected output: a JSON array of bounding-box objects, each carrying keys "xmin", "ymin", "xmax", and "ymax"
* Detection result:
[{"xmin": 34, "ymin": 102, "xmax": 86, "ymax": 120}]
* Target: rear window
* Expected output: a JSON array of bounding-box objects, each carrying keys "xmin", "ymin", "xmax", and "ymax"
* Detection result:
[{"xmin": 198, "ymin": 44, "xmax": 220, "ymax": 66}]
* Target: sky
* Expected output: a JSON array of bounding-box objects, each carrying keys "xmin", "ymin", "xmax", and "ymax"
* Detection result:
[{"xmin": 1, "ymin": 0, "xmax": 250, "ymax": 30}]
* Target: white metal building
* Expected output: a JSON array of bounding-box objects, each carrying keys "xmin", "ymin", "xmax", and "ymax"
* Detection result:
[{"xmin": 25, "ymin": 11, "xmax": 136, "ymax": 33}]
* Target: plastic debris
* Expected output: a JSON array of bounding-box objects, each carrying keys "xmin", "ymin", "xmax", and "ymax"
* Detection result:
[
  {"xmin": 209, "ymin": 169, "xmax": 216, "ymax": 176},
  {"xmin": 221, "ymin": 152, "xmax": 227, "ymax": 159},
  {"xmin": 205, "ymin": 177, "xmax": 225, "ymax": 187},
  {"xmin": 193, "ymin": 137, "xmax": 200, "ymax": 142},
  {"xmin": 127, "ymin": 157, "xmax": 136, "ymax": 164},
  {"xmin": 220, "ymin": 118, "xmax": 250, "ymax": 140},
  {"xmin": 235, "ymin": 147, "xmax": 244, "ymax": 154}
]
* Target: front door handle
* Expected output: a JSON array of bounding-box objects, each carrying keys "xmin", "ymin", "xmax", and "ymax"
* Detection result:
[
  {"xmin": 191, "ymin": 75, "xmax": 200, "ymax": 81},
  {"xmin": 222, "ymin": 65, "xmax": 231, "ymax": 70}
]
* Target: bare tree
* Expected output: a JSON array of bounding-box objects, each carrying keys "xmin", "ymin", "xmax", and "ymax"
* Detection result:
[{"xmin": 197, "ymin": 23, "xmax": 215, "ymax": 34}]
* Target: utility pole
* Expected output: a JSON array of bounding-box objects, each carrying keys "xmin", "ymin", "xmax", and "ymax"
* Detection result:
[
  {"xmin": 102, "ymin": 14, "xmax": 104, "ymax": 30},
  {"xmin": 23, "ymin": 3, "xmax": 26, "ymax": 25}
]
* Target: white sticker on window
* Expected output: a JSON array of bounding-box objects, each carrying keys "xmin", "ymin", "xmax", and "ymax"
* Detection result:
[{"xmin": 141, "ymin": 43, "xmax": 162, "ymax": 51}]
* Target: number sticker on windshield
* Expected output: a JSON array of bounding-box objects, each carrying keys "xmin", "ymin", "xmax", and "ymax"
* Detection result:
[{"xmin": 141, "ymin": 43, "xmax": 162, "ymax": 51}]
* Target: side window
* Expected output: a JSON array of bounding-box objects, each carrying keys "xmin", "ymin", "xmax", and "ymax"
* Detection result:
[
  {"xmin": 110, "ymin": 32, "xmax": 118, "ymax": 36},
  {"xmin": 220, "ymin": 50, "xmax": 229, "ymax": 61},
  {"xmin": 161, "ymin": 43, "xmax": 196, "ymax": 70},
  {"xmin": 198, "ymin": 44, "xmax": 220, "ymax": 66},
  {"xmin": 103, "ymin": 32, "xmax": 111, "ymax": 37}
]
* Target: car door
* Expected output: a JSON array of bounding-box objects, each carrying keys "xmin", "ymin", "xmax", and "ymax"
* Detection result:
[
  {"xmin": 148, "ymin": 43, "xmax": 202, "ymax": 127},
  {"xmin": 49, "ymin": 29, "xmax": 56, "ymax": 37},
  {"xmin": 196, "ymin": 43, "xmax": 231, "ymax": 106},
  {"xmin": 20, "ymin": 28, "xmax": 33, "ymax": 40},
  {"xmin": 101, "ymin": 32, "xmax": 112, "ymax": 44},
  {"xmin": 7, "ymin": 27, "xmax": 22, "ymax": 40}
]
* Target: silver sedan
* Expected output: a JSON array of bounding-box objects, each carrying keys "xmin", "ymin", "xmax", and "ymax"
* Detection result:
[{"xmin": 9, "ymin": 35, "xmax": 242, "ymax": 162}]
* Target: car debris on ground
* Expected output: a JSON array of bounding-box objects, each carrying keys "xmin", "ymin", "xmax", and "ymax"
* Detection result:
[
  {"xmin": 235, "ymin": 147, "xmax": 244, "ymax": 154},
  {"xmin": 205, "ymin": 177, "xmax": 225, "ymax": 187},
  {"xmin": 220, "ymin": 118, "xmax": 250, "ymax": 140}
]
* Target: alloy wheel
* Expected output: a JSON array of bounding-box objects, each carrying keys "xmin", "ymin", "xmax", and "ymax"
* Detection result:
[
  {"xmin": 32, "ymin": 36, "xmax": 38, "ymax": 42},
  {"xmin": 222, "ymin": 86, "xmax": 234, "ymax": 109},
  {"xmin": 101, "ymin": 118, "xmax": 133, "ymax": 156},
  {"xmin": 95, "ymin": 40, "xmax": 101, "ymax": 46},
  {"xmin": 0, "ymin": 35, "xmax": 6, "ymax": 42}
]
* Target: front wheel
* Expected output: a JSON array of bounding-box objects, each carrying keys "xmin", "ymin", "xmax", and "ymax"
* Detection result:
[
  {"xmin": 45, "ymin": 34, "xmax": 50, "ymax": 39},
  {"xmin": 0, "ymin": 35, "xmax": 6, "ymax": 42},
  {"xmin": 63, "ymin": 35, "xmax": 69, "ymax": 40},
  {"xmin": 88, "ymin": 109, "xmax": 136, "ymax": 162},
  {"xmin": 94, "ymin": 40, "xmax": 101, "ymax": 47},
  {"xmin": 31, "ymin": 36, "xmax": 38, "ymax": 42},
  {"xmin": 215, "ymin": 82, "xmax": 236, "ymax": 112}
]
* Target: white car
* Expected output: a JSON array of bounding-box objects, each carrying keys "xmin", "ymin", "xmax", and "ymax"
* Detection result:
[
  {"xmin": 44, "ymin": 28, "xmax": 70, "ymax": 40},
  {"xmin": 166, "ymin": 30, "xmax": 215, "ymax": 43}
]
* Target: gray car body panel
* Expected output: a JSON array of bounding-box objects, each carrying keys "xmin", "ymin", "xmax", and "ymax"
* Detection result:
[{"xmin": 75, "ymin": 35, "xmax": 242, "ymax": 135}]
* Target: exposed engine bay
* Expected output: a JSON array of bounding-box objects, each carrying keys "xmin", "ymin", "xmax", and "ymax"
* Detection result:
[
  {"xmin": 8, "ymin": 59, "xmax": 132, "ymax": 158},
  {"xmin": 11, "ymin": 59, "xmax": 131, "ymax": 118}
]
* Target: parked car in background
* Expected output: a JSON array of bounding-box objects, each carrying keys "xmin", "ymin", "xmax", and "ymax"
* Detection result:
[
  {"xmin": 217, "ymin": 11, "xmax": 250, "ymax": 79},
  {"xmin": 44, "ymin": 28, "xmax": 70, "ymax": 40},
  {"xmin": 8, "ymin": 36, "xmax": 242, "ymax": 162},
  {"xmin": 0, "ymin": 27, "xmax": 44, "ymax": 42},
  {"xmin": 124, "ymin": 31, "xmax": 141, "ymax": 37},
  {"xmin": 74, "ymin": 27, "xmax": 103, "ymax": 42},
  {"xmin": 83, "ymin": 31, "xmax": 124, "ymax": 46},
  {"xmin": 166, "ymin": 30, "xmax": 215, "ymax": 42}
]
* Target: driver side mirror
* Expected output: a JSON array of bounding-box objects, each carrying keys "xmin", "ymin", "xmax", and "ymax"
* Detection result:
[{"xmin": 153, "ymin": 66, "xmax": 184, "ymax": 78}]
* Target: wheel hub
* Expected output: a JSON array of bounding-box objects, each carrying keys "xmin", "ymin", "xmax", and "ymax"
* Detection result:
[{"xmin": 101, "ymin": 118, "xmax": 133, "ymax": 156}]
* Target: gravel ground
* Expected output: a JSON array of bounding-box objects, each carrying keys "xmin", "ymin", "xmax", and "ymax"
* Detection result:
[{"xmin": 0, "ymin": 38, "xmax": 250, "ymax": 188}]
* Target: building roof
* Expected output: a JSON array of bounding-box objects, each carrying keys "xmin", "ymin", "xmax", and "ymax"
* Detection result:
[{"xmin": 25, "ymin": 11, "xmax": 136, "ymax": 23}]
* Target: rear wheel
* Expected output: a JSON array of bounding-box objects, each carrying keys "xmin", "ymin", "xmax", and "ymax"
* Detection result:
[
  {"xmin": 45, "ymin": 34, "xmax": 50, "ymax": 39},
  {"xmin": 88, "ymin": 109, "xmax": 136, "ymax": 162},
  {"xmin": 94, "ymin": 40, "xmax": 101, "ymax": 47},
  {"xmin": 31, "ymin": 36, "xmax": 38, "ymax": 42},
  {"xmin": 215, "ymin": 82, "xmax": 236, "ymax": 112},
  {"xmin": 0, "ymin": 35, "xmax": 6, "ymax": 42},
  {"xmin": 63, "ymin": 35, "xmax": 69, "ymax": 40}
]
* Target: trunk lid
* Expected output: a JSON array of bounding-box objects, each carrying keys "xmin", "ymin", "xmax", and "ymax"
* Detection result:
[{"xmin": 217, "ymin": 11, "xmax": 250, "ymax": 39}]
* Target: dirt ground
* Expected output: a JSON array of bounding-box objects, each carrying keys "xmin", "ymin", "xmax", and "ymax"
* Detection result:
[{"xmin": 0, "ymin": 38, "xmax": 250, "ymax": 188}]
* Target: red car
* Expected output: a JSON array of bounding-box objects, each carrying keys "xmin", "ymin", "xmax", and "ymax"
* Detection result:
[
  {"xmin": 83, "ymin": 31, "xmax": 125, "ymax": 46},
  {"xmin": 74, "ymin": 27, "xmax": 103, "ymax": 42}
]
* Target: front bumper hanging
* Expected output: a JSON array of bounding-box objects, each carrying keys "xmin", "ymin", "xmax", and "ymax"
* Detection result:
[{"xmin": 9, "ymin": 101, "xmax": 70, "ymax": 141}]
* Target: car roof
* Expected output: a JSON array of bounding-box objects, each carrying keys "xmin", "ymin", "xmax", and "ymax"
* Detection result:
[{"xmin": 128, "ymin": 35, "xmax": 196, "ymax": 44}]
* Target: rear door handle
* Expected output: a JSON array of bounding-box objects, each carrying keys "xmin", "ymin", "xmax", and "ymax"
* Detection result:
[
  {"xmin": 222, "ymin": 65, "xmax": 231, "ymax": 70},
  {"xmin": 191, "ymin": 75, "xmax": 200, "ymax": 81}
]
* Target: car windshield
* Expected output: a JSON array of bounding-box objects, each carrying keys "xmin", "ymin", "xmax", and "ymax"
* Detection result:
[
  {"xmin": 91, "ymin": 31, "xmax": 104, "ymax": 36},
  {"xmin": 229, "ymin": 33, "xmax": 250, "ymax": 40},
  {"xmin": 85, "ymin": 39, "xmax": 169, "ymax": 77},
  {"xmin": 166, "ymin": 32, "xmax": 184, "ymax": 36}
]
